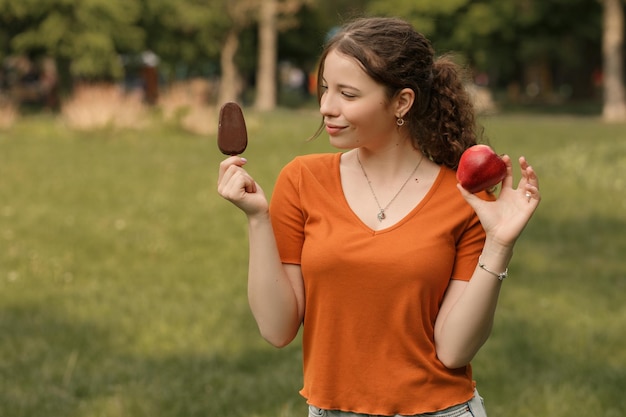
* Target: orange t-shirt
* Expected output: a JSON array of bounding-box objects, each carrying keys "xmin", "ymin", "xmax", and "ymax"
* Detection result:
[{"xmin": 270, "ymin": 153, "xmax": 487, "ymax": 415}]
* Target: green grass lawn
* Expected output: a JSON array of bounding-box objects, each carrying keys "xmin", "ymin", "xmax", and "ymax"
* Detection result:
[{"xmin": 1, "ymin": 110, "xmax": 624, "ymax": 417}]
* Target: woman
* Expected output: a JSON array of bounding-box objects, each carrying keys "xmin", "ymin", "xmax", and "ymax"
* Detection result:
[{"xmin": 218, "ymin": 17, "xmax": 540, "ymax": 417}]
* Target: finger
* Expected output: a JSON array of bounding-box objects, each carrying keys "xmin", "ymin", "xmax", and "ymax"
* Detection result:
[
  {"xmin": 526, "ymin": 163, "xmax": 539, "ymax": 188},
  {"xmin": 517, "ymin": 157, "xmax": 540, "ymax": 203},
  {"xmin": 518, "ymin": 156, "xmax": 530, "ymax": 171},
  {"xmin": 518, "ymin": 157, "xmax": 538, "ymax": 184},
  {"xmin": 218, "ymin": 156, "xmax": 248, "ymax": 184},
  {"xmin": 217, "ymin": 163, "xmax": 242, "ymax": 194},
  {"xmin": 244, "ymin": 176, "xmax": 258, "ymax": 194},
  {"xmin": 500, "ymin": 154, "xmax": 514, "ymax": 189},
  {"xmin": 518, "ymin": 158, "xmax": 539, "ymax": 195},
  {"xmin": 219, "ymin": 166, "xmax": 255, "ymax": 198},
  {"xmin": 456, "ymin": 183, "xmax": 485, "ymax": 206},
  {"xmin": 524, "ymin": 181, "xmax": 540, "ymax": 203}
]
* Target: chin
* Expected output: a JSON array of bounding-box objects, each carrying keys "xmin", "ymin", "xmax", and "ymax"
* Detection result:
[{"xmin": 328, "ymin": 137, "xmax": 356, "ymax": 150}]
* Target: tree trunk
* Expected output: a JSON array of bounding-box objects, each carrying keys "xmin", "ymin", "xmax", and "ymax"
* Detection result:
[
  {"xmin": 254, "ymin": 0, "xmax": 278, "ymax": 111},
  {"xmin": 602, "ymin": 0, "xmax": 626, "ymax": 122},
  {"xmin": 218, "ymin": 28, "xmax": 242, "ymax": 105}
]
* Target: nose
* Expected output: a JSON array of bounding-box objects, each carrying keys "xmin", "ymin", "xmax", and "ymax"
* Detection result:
[{"xmin": 319, "ymin": 90, "xmax": 338, "ymax": 118}]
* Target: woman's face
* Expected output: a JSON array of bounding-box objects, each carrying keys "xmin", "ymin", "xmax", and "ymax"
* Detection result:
[{"xmin": 319, "ymin": 50, "xmax": 398, "ymax": 150}]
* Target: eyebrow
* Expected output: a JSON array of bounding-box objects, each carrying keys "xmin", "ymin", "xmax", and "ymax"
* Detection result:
[
  {"xmin": 322, "ymin": 78, "xmax": 360, "ymax": 91},
  {"xmin": 338, "ymin": 83, "xmax": 359, "ymax": 90}
]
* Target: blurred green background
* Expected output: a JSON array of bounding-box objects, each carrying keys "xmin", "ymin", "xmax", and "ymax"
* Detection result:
[
  {"xmin": 1, "ymin": 0, "xmax": 626, "ymax": 416},
  {"xmin": 0, "ymin": 0, "xmax": 621, "ymax": 118},
  {"xmin": 1, "ymin": 110, "xmax": 625, "ymax": 416}
]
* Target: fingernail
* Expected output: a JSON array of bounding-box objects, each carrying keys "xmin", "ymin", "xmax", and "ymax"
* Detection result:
[{"xmin": 241, "ymin": 157, "xmax": 248, "ymax": 163}]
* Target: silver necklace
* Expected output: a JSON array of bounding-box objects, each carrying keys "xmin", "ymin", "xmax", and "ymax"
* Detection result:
[{"xmin": 356, "ymin": 151, "xmax": 424, "ymax": 222}]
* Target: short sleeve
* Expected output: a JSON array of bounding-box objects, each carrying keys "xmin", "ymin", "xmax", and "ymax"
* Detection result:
[
  {"xmin": 269, "ymin": 159, "xmax": 305, "ymax": 265},
  {"xmin": 451, "ymin": 191, "xmax": 494, "ymax": 281}
]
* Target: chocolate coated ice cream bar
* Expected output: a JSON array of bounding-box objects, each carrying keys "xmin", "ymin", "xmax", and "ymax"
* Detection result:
[{"xmin": 217, "ymin": 102, "xmax": 248, "ymax": 155}]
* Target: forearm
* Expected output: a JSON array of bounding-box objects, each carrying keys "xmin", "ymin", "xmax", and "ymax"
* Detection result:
[
  {"xmin": 435, "ymin": 242, "xmax": 513, "ymax": 368},
  {"xmin": 247, "ymin": 213, "xmax": 303, "ymax": 347}
]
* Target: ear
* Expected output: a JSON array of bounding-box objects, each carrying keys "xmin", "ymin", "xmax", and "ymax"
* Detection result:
[{"xmin": 394, "ymin": 88, "xmax": 415, "ymax": 118}]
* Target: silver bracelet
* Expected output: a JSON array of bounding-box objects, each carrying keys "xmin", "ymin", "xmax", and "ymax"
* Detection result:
[{"xmin": 478, "ymin": 257, "xmax": 508, "ymax": 281}]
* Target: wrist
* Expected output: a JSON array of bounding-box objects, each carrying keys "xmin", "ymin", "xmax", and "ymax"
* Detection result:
[
  {"xmin": 481, "ymin": 238, "xmax": 514, "ymax": 261},
  {"xmin": 477, "ymin": 242, "xmax": 513, "ymax": 282},
  {"xmin": 247, "ymin": 210, "xmax": 271, "ymax": 226},
  {"xmin": 478, "ymin": 256, "xmax": 508, "ymax": 281}
]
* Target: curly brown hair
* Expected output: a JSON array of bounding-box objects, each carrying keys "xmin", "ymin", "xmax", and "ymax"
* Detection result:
[{"xmin": 313, "ymin": 17, "xmax": 482, "ymax": 169}]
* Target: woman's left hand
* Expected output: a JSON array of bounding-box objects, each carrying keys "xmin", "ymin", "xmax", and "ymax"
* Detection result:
[{"xmin": 457, "ymin": 155, "xmax": 540, "ymax": 248}]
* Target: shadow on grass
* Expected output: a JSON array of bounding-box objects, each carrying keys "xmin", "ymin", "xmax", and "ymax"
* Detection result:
[
  {"xmin": 478, "ymin": 315, "xmax": 625, "ymax": 416},
  {"xmin": 474, "ymin": 210, "xmax": 626, "ymax": 416},
  {"xmin": 1, "ymin": 302, "xmax": 304, "ymax": 417}
]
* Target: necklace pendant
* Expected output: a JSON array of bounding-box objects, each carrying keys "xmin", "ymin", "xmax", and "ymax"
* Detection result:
[{"xmin": 377, "ymin": 210, "xmax": 386, "ymax": 221}]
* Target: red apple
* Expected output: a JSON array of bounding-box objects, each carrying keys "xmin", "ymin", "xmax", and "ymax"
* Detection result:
[{"xmin": 456, "ymin": 144, "xmax": 507, "ymax": 193}]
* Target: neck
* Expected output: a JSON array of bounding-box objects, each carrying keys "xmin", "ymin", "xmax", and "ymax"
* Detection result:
[
  {"xmin": 355, "ymin": 147, "xmax": 425, "ymax": 223},
  {"xmin": 355, "ymin": 145, "xmax": 423, "ymax": 180}
]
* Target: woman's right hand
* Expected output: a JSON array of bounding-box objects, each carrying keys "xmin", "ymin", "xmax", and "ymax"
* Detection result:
[{"xmin": 217, "ymin": 156, "xmax": 268, "ymax": 216}]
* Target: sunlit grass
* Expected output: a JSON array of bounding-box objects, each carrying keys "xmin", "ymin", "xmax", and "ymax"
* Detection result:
[
  {"xmin": 0, "ymin": 111, "xmax": 624, "ymax": 417},
  {"xmin": 475, "ymin": 114, "xmax": 626, "ymax": 417}
]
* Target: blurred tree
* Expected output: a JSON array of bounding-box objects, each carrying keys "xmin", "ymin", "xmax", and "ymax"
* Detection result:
[
  {"xmin": 216, "ymin": 0, "xmax": 256, "ymax": 105},
  {"xmin": 278, "ymin": 5, "xmax": 327, "ymax": 70},
  {"xmin": 318, "ymin": 0, "xmax": 369, "ymax": 22},
  {"xmin": 367, "ymin": 0, "xmax": 604, "ymax": 101},
  {"xmin": 274, "ymin": 0, "xmax": 368, "ymax": 104},
  {"xmin": 255, "ymin": 0, "xmax": 313, "ymax": 110},
  {"xmin": 0, "ymin": 0, "xmax": 614, "ymax": 111},
  {"xmin": 171, "ymin": 0, "xmax": 311, "ymax": 107},
  {"xmin": 255, "ymin": 0, "xmax": 279, "ymax": 110},
  {"xmin": 368, "ymin": 0, "xmax": 470, "ymax": 35},
  {"xmin": 139, "ymin": 0, "xmax": 226, "ymax": 79},
  {"xmin": 602, "ymin": 0, "xmax": 626, "ymax": 122},
  {"xmin": 0, "ymin": 0, "xmax": 144, "ymax": 80}
]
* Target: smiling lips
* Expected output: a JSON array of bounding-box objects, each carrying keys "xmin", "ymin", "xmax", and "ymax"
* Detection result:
[{"xmin": 325, "ymin": 123, "xmax": 347, "ymax": 135}]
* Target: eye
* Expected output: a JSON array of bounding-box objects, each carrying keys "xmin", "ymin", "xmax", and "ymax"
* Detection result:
[{"xmin": 341, "ymin": 91, "xmax": 356, "ymax": 99}]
